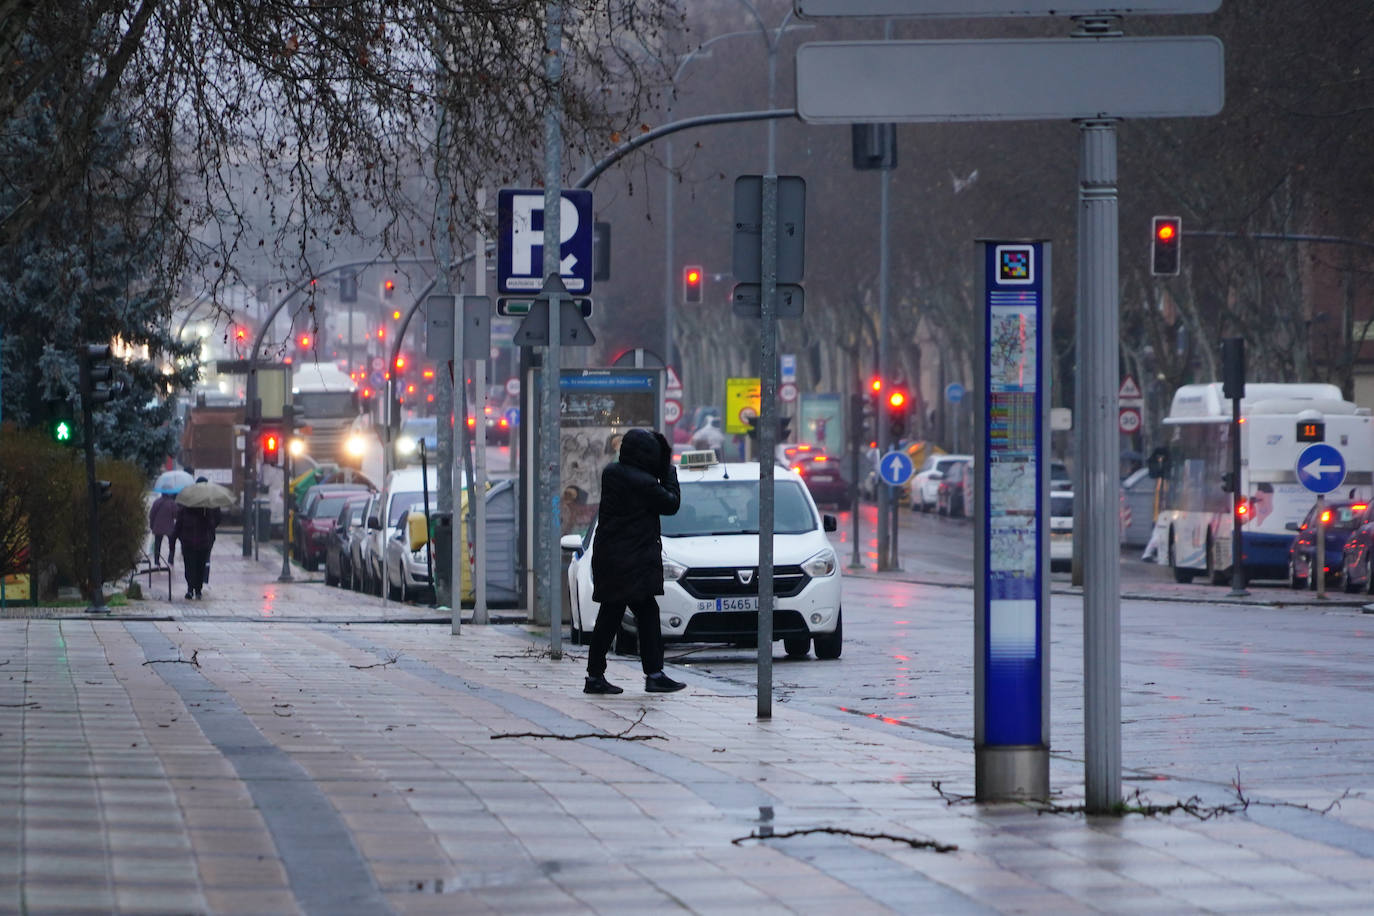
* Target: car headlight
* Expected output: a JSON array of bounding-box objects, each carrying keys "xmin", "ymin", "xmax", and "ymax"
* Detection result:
[
  {"xmin": 662, "ymin": 556, "xmax": 687, "ymax": 581},
  {"xmin": 346, "ymin": 433, "xmax": 367, "ymax": 457},
  {"xmin": 396, "ymin": 435, "xmax": 416, "ymax": 456},
  {"xmin": 410, "ymin": 548, "xmax": 428, "ymax": 563},
  {"xmin": 801, "ymin": 549, "xmax": 837, "ymax": 577}
]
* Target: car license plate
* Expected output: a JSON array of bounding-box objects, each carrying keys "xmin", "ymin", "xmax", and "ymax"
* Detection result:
[{"xmin": 696, "ymin": 597, "xmax": 759, "ymax": 611}]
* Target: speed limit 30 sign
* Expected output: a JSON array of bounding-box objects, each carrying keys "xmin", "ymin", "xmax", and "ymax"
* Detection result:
[{"xmin": 1118, "ymin": 407, "xmax": 1142, "ymax": 435}]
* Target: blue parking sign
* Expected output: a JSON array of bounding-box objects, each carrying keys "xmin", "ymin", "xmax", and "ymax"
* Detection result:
[{"xmin": 497, "ymin": 189, "xmax": 594, "ymax": 295}]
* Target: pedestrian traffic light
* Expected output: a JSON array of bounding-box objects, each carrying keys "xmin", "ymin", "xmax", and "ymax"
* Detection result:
[
  {"xmin": 50, "ymin": 415, "xmax": 75, "ymax": 444},
  {"xmin": 79, "ymin": 344, "xmax": 116, "ymax": 406},
  {"xmin": 1151, "ymin": 216, "xmax": 1182, "ymax": 276},
  {"xmin": 683, "ymin": 266, "xmax": 703, "ymax": 303},
  {"xmin": 262, "ymin": 429, "xmax": 282, "ymax": 465}
]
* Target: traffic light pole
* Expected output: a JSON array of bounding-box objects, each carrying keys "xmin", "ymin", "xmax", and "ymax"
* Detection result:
[{"xmin": 79, "ymin": 365, "xmax": 106, "ymax": 614}]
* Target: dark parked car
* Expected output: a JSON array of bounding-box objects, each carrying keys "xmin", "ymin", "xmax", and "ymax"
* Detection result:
[
  {"xmin": 1339, "ymin": 502, "xmax": 1374, "ymax": 594},
  {"xmin": 324, "ymin": 495, "xmax": 371, "ymax": 588},
  {"xmin": 1287, "ymin": 499, "xmax": 1371, "ymax": 590},
  {"xmin": 349, "ymin": 493, "xmax": 383, "ymax": 593},
  {"xmin": 936, "ymin": 459, "xmax": 973, "ymax": 518},
  {"xmin": 294, "ymin": 484, "xmax": 372, "ymax": 571},
  {"xmin": 788, "ymin": 451, "xmax": 852, "ymax": 510}
]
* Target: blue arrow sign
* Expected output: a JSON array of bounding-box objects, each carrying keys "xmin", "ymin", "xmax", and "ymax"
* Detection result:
[
  {"xmin": 1296, "ymin": 443, "xmax": 1346, "ymax": 495},
  {"xmin": 879, "ymin": 450, "xmax": 915, "ymax": 487}
]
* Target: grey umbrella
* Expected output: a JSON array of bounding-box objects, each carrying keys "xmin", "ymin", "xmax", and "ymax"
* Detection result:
[{"xmin": 175, "ymin": 481, "xmax": 235, "ymax": 509}]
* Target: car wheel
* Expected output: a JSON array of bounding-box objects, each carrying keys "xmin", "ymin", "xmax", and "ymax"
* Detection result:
[
  {"xmin": 389, "ymin": 564, "xmax": 404, "ymax": 601},
  {"xmin": 324, "ymin": 564, "xmax": 338, "ymax": 587},
  {"xmin": 783, "ymin": 635, "xmax": 811, "ymax": 658},
  {"xmin": 1206, "ymin": 537, "xmax": 1228, "ymax": 586},
  {"xmin": 1288, "ymin": 556, "xmax": 1306, "ymax": 590},
  {"xmin": 613, "ymin": 626, "xmax": 638, "ymax": 656},
  {"xmin": 1344, "ymin": 563, "xmax": 1359, "ymax": 593},
  {"xmin": 1169, "ymin": 533, "xmax": 1196, "ymax": 584},
  {"xmin": 813, "ymin": 610, "xmax": 842, "ymax": 660}
]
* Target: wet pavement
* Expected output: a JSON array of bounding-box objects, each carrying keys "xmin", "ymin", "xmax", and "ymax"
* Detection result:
[{"xmin": 3, "ymin": 533, "xmax": 1374, "ymax": 913}]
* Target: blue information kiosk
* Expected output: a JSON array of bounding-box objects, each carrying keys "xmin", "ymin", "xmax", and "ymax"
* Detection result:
[{"xmin": 974, "ymin": 241, "xmax": 1051, "ymax": 801}]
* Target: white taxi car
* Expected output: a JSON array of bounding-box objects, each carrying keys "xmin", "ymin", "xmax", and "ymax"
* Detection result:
[{"xmin": 562, "ymin": 451, "xmax": 844, "ymax": 659}]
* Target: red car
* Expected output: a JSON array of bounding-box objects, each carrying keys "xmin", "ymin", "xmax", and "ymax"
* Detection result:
[
  {"xmin": 789, "ymin": 452, "xmax": 853, "ymax": 510},
  {"xmin": 293, "ymin": 484, "xmax": 372, "ymax": 571}
]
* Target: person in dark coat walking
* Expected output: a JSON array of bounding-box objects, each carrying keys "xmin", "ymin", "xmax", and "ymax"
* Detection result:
[
  {"xmin": 172, "ymin": 505, "xmax": 221, "ymax": 599},
  {"xmin": 148, "ymin": 493, "xmax": 178, "ymax": 565},
  {"xmin": 585, "ymin": 428, "xmax": 685, "ymax": 694}
]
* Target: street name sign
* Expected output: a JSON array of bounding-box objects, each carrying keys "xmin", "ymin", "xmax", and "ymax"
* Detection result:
[
  {"xmin": 496, "ymin": 297, "xmax": 592, "ymax": 318},
  {"xmin": 795, "ymin": 0, "xmax": 1221, "ymax": 17},
  {"xmin": 497, "ymin": 188, "xmax": 594, "ymax": 295},
  {"xmin": 796, "ymin": 37, "xmax": 1224, "ymax": 123}
]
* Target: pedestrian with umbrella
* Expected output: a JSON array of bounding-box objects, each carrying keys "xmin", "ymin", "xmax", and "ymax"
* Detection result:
[
  {"xmin": 173, "ymin": 479, "xmax": 232, "ymax": 599},
  {"xmin": 149, "ymin": 470, "xmax": 194, "ymax": 566}
]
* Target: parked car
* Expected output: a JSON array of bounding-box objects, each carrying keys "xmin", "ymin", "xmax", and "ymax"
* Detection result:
[
  {"xmin": 465, "ymin": 401, "xmax": 512, "ymax": 445},
  {"xmin": 324, "ymin": 495, "xmax": 371, "ymax": 587},
  {"xmin": 936, "ymin": 459, "xmax": 973, "ymax": 518},
  {"xmin": 383, "ymin": 502, "xmax": 436, "ymax": 602},
  {"xmin": 562, "ymin": 449, "xmax": 843, "ymax": 659},
  {"xmin": 1340, "ymin": 502, "xmax": 1374, "ymax": 593},
  {"xmin": 910, "ymin": 453, "xmax": 973, "ymax": 512},
  {"xmin": 293, "ymin": 483, "xmax": 371, "ymax": 571},
  {"xmin": 350, "ymin": 493, "xmax": 382, "ymax": 593},
  {"xmin": 789, "ymin": 451, "xmax": 852, "ymax": 510},
  {"xmin": 1287, "ymin": 499, "xmax": 1371, "ymax": 590},
  {"xmin": 363, "ymin": 466, "xmax": 446, "ymax": 595},
  {"xmin": 1049, "ymin": 488, "xmax": 1074, "ymax": 571}
]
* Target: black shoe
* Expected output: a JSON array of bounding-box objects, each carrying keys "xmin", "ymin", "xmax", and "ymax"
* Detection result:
[
  {"xmin": 185, "ymin": 590, "xmax": 194, "ymax": 600},
  {"xmin": 194, "ymin": 590, "xmax": 203, "ymax": 599},
  {"xmin": 645, "ymin": 673, "xmax": 686, "ymax": 693},
  {"xmin": 584, "ymin": 676, "xmax": 624, "ymax": 695}
]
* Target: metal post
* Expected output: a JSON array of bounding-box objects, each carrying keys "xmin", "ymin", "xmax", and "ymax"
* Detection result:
[
  {"xmin": 757, "ymin": 175, "xmax": 778, "ymax": 719},
  {"xmin": 875, "ymin": 158, "xmax": 892, "ymax": 570},
  {"xmin": 278, "ymin": 405, "xmax": 294, "ymax": 583},
  {"xmin": 421, "ymin": 439, "xmax": 434, "ymax": 602},
  {"xmin": 664, "ymin": 137, "xmax": 676, "ymax": 378},
  {"xmin": 1078, "ymin": 117, "xmax": 1122, "ymax": 812},
  {"xmin": 474, "ymin": 188, "xmax": 491, "ymax": 625},
  {"xmin": 541, "ymin": 0, "xmax": 564, "ymax": 659},
  {"xmin": 79, "ymin": 361, "xmax": 107, "ymax": 613},
  {"xmin": 1228, "ymin": 392, "xmax": 1248, "ymax": 596},
  {"xmin": 849, "ymin": 394, "xmax": 863, "ymax": 570},
  {"xmin": 1316, "ymin": 494, "xmax": 1327, "ymax": 600}
]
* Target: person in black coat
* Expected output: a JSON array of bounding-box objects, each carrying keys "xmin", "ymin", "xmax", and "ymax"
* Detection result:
[{"xmin": 585, "ymin": 428, "xmax": 685, "ymax": 694}]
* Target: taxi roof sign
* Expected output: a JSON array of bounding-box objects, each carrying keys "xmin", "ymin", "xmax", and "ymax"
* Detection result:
[{"xmin": 678, "ymin": 450, "xmax": 720, "ymax": 470}]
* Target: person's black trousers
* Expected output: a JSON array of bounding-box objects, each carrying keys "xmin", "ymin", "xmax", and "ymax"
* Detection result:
[
  {"xmin": 181, "ymin": 546, "xmax": 209, "ymax": 593},
  {"xmin": 587, "ymin": 596, "xmax": 664, "ymax": 677}
]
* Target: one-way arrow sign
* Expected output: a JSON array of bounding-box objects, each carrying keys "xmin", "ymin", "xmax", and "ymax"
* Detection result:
[{"xmin": 1296, "ymin": 443, "xmax": 1346, "ymax": 495}]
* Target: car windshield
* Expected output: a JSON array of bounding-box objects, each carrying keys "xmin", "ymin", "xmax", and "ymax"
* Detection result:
[
  {"xmin": 295, "ymin": 391, "xmax": 357, "ymax": 418},
  {"xmin": 388, "ymin": 491, "xmax": 425, "ymax": 525},
  {"xmin": 315, "ymin": 495, "xmax": 353, "ymax": 518},
  {"xmin": 663, "ymin": 479, "xmax": 817, "ymax": 537},
  {"xmin": 400, "ymin": 417, "xmax": 437, "ymax": 441}
]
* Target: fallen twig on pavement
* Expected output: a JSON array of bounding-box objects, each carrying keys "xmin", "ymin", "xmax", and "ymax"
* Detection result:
[
  {"xmin": 0, "ymin": 701, "xmax": 39, "ymax": 707},
  {"xmin": 350, "ymin": 653, "xmax": 400, "ymax": 669},
  {"xmin": 142, "ymin": 650, "xmax": 199, "ymax": 667},
  {"xmin": 494, "ymin": 644, "xmax": 582, "ymax": 660},
  {"xmin": 732, "ymin": 826, "xmax": 957, "ymax": 853},
  {"xmin": 490, "ymin": 708, "xmax": 663, "ymax": 742}
]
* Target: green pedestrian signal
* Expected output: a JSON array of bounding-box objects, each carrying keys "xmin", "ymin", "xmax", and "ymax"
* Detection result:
[{"xmin": 52, "ymin": 418, "xmax": 74, "ymax": 443}]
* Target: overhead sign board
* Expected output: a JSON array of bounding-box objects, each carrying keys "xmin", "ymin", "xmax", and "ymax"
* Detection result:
[
  {"xmin": 497, "ymin": 188, "xmax": 594, "ymax": 295},
  {"xmin": 796, "ymin": 37, "xmax": 1225, "ymax": 123},
  {"xmin": 795, "ymin": 0, "xmax": 1221, "ymax": 17}
]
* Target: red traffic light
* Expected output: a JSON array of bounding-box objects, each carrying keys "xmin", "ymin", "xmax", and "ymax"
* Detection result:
[
  {"xmin": 394, "ymin": 355, "xmax": 406, "ymax": 371},
  {"xmin": 391, "ymin": 309, "xmax": 401, "ymax": 320},
  {"xmin": 683, "ymin": 265, "xmax": 703, "ymax": 303},
  {"xmin": 1155, "ymin": 221, "xmax": 1176, "ymax": 242},
  {"xmin": 888, "ymin": 391, "xmax": 906, "ymax": 409},
  {"xmin": 262, "ymin": 430, "xmax": 281, "ymax": 465},
  {"xmin": 298, "ymin": 334, "xmax": 311, "ymax": 348},
  {"xmin": 869, "ymin": 378, "xmax": 883, "ymax": 394},
  {"xmin": 1151, "ymin": 216, "xmax": 1182, "ymax": 276}
]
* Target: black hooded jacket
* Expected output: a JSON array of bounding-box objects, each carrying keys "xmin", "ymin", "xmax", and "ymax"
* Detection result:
[{"xmin": 591, "ymin": 428, "xmax": 680, "ymax": 603}]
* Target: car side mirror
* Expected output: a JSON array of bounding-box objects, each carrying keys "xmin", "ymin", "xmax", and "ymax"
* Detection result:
[
  {"xmin": 1285, "ymin": 521, "xmax": 1300, "ymax": 531},
  {"xmin": 822, "ymin": 514, "xmax": 838, "ymax": 532},
  {"xmin": 367, "ymin": 517, "xmax": 382, "ymax": 530},
  {"xmin": 560, "ymin": 534, "xmax": 583, "ymax": 553},
  {"xmin": 930, "ymin": 471, "xmax": 943, "ymax": 480}
]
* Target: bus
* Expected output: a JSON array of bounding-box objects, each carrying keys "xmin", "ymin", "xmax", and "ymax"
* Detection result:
[{"xmin": 1159, "ymin": 382, "xmax": 1374, "ymax": 585}]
